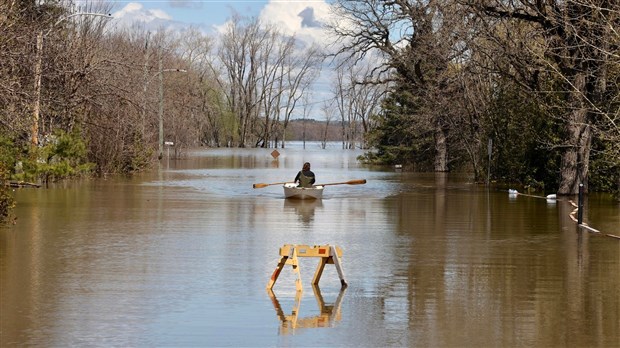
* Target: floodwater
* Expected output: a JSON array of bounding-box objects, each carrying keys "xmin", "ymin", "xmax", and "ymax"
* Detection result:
[{"xmin": 1, "ymin": 142, "xmax": 619, "ymax": 347}]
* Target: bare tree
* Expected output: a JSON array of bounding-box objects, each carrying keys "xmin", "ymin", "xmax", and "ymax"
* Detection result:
[
  {"xmin": 0, "ymin": 1, "xmax": 35, "ymax": 140},
  {"xmin": 331, "ymin": 60, "xmax": 383, "ymax": 149},
  {"xmin": 328, "ymin": 0, "xmax": 466, "ymax": 170},
  {"xmin": 217, "ymin": 15, "xmax": 323, "ymax": 148},
  {"xmin": 300, "ymin": 93, "xmax": 314, "ymax": 149},
  {"xmin": 320, "ymin": 100, "xmax": 336, "ymax": 149},
  {"xmin": 348, "ymin": 63, "xmax": 386, "ymax": 149},
  {"xmin": 218, "ymin": 15, "xmax": 254, "ymax": 147},
  {"xmin": 173, "ymin": 27, "xmax": 221, "ymax": 152},
  {"xmin": 257, "ymin": 30, "xmax": 294, "ymax": 148},
  {"xmin": 277, "ymin": 43, "xmax": 323, "ymax": 148},
  {"xmin": 332, "ymin": 62, "xmax": 355, "ymax": 149}
]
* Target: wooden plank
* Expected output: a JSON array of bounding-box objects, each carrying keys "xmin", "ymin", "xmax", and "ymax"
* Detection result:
[
  {"xmin": 280, "ymin": 244, "xmax": 342, "ymax": 258},
  {"xmin": 312, "ymin": 257, "xmax": 328, "ymax": 285}
]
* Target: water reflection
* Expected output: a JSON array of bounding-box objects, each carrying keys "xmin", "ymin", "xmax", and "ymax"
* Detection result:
[
  {"xmin": 2, "ymin": 144, "xmax": 619, "ymax": 347},
  {"xmin": 283, "ymin": 199, "xmax": 323, "ymax": 224},
  {"xmin": 267, "ymin": 285, "xmax": 346, "ymax": 335}
]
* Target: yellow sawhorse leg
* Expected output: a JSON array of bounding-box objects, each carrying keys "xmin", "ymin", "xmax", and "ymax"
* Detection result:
[
  {"xmin": 266, "ymin": 255, "xmax": 287, "ymax": 290},
  {"xmin": 288, "ymin": 247, "xmax": 303, "ymax": 292},
  {"xmin": 267, "ymin": 245, "xmax": 303, "ymax": 291},
  {"xmin": 312, "ymin": 245, "xmax": 347, "ymax": 288}
]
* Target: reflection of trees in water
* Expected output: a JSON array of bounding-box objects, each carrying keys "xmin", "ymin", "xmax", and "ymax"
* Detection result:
[
  {"xmin": 379, "ymin": 178, "xmax": 620, "ymax": 345},
  {"xmin": 283, "ymin": 199, "xmax": 323, "ymax": 224}
]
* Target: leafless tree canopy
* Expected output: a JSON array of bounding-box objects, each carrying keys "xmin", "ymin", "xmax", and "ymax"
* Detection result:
[
  {"xmin": 1, "ymin": 3, "xmax": 327, "ymax": 178},
  {"xmin": 215, "ymin": 15, "xmax": 324, "ymax": 148}
]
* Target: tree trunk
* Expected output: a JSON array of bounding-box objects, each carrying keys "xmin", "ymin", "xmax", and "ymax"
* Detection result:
[
  {"xmin": 434, "ymin": 118, "xmax": 448, "ymax": 172},
  {"xmin": 558, "ymin": 71, "xmax": 592, "ymax": 195},
  {"xmin": 558, "ymin": 117, "xmax": 592, "ymax": 195}
]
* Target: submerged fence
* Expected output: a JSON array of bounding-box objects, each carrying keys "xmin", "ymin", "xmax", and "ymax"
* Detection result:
[{"xmin": 509, "ymin": 184, "xmax": 619, "ymax": 240}]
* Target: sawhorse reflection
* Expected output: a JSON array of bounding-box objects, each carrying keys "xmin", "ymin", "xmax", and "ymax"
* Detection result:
[{"xmin": 267, "ymin": 285, "xmax": 347, "ymax": 335}]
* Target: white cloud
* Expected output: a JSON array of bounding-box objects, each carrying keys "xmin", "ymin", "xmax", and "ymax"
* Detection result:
[
  {"xmin": 255, "ymin": 1, "xmax": 344, "ymax": 116},
  {"xmin": 210, "ymin": 1, "xmax": 338, "ymax": 47},
  {"xmin": 111, "ymin": 2, "xmax": 176, "ymax": 31},
  {"xmin": 113, "ymin": 3, "xmax": 172, "ymax": 21},
  {"xmin": 258, "ymin": 0, "xmax": 333, "ymax": 45}
]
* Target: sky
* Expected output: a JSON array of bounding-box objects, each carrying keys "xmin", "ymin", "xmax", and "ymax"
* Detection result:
[{"xmin": 100, "ymin": 0, "xmax": 333, "ymax": 40}]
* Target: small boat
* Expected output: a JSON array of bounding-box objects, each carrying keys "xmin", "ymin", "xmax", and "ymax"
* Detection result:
[{"xmin": 283, "ymin": 183, "xmax": 324, "ymax": 200}]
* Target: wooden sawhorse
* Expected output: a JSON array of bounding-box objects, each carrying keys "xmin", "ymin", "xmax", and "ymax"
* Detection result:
[{"xmin": 266, "ymin": 244, "xmax": 347, "ymax": 292}]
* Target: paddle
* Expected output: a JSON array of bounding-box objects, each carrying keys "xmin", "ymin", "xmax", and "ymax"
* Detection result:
[
  {"xmin": 314, "ymin": 179, "xmax": 367, "ymax": 186},
  {"xmin": 254, "ymin": 179, "xmax": 366, "ymax": 188},
  {"xmin": 253, "ymin": 182, "xmax": 290, "ymax": 189}
]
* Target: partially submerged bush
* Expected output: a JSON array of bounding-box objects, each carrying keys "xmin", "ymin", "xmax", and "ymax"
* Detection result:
[{"xmin": 0, "ymin": 136, "xmax": 16, "ymax": 223}]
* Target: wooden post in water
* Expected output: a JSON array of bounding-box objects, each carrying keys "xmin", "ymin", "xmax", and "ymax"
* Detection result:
[{"xmin": 577, "ymin": 183, "xmax": 584, "ymax": 225}]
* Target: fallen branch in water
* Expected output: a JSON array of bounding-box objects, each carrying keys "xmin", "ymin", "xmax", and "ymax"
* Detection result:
[{"xmin": 7, "ymin": 181, "xmax": 41, "ymax": 188}]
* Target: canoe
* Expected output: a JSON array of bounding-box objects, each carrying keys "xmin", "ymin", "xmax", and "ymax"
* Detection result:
[{"xmin": 283, "ymin": 183, "xmax": 324, "ymax": 200}]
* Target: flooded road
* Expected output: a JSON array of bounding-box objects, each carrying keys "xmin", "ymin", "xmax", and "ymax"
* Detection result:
[{"xmin": 2, "ymin": 143, "xmax": 619, "ymax": 347}]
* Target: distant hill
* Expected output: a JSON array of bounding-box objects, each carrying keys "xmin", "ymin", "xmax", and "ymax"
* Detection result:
[{"xmin": 285, "ymin": 119, "xmax": 344, "ymax": 141}]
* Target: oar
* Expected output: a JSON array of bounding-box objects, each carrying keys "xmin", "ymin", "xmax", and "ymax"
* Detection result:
[
  {"xmin": 253, "ymin": 182, "xmax": 290, "ymax": 189},
  {"xmin": 315, "ymin": 179, "xmax": 367, "ymax": 186}
]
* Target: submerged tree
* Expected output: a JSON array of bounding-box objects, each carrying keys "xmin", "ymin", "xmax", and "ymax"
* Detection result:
[
  {"xmin": 216, "ymin": 15, "xmax": 322, "ymax": 148},
  {"xmin": 464, "ymin": 0, "xmax": 620, "ymax": 194}
]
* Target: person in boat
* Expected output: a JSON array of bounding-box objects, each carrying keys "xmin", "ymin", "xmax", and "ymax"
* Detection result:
[{"xmin": 294, "ymin": 162, "xmax": 316, "ymax": 188}]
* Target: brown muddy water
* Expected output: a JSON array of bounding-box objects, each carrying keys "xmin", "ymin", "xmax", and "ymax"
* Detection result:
[{"xmin": 1, "ymin": 142, "xmax": 619, "ymax": 347}]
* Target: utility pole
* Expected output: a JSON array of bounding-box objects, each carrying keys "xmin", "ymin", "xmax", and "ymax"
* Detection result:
[
  {"xmin": 158, "ymin": 46, "xmax": 164, "ymax": 160},
  {"xmin": 32, "ymin": 31, "xmax": 44, "ymax": 146},
  {"xmin": 142, "ymin": 60, "xmax": 186, "ymax": 161},
  {"xmin": 142, "ymin": 32, "xmax": 150, "ymax": 137}
]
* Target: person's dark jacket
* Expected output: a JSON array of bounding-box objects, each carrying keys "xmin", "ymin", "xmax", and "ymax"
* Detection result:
[{"xmin": 294, "ymin": 170, "xmax": 315, "ymax": 188}]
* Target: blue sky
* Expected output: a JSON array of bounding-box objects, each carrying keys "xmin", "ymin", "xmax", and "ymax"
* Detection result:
[
  {"xmin": 110, "ymin": 0, "xmax": 266, "ymax": 31},
  {"xmin": 102, "ymin": 0, "xmax": 332, "ymax": 36}
]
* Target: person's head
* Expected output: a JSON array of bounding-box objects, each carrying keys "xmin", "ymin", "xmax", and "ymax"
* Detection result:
[{"xmin": 303, "ymin": 162, "xmax": 311, "ymax": 171}]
